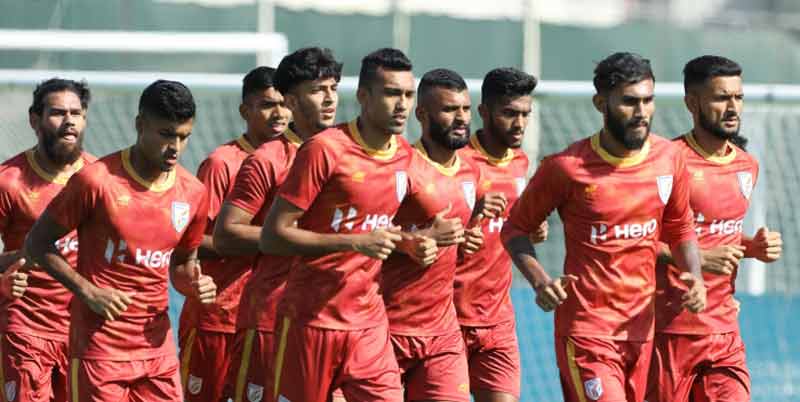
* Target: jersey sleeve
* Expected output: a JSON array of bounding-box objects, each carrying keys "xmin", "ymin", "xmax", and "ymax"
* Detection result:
[
  {"xmin": 177, "ymin": 189, "xmax": 210, "ymax": 251},
  {"xmin": 227, "ymin": 154, "xmax": 274, "ymax": 216},
  {"xmin": 196, "ymin": 156, "xmax": 230, "ymax": 221},
  {"xmin": 277, "ymin": 138, "xmax": 337, "ymax": 211},
  {"xmin": 46, "ymin": 170, "xmax": 100, "ymax": 232},
  {"xmin": 661, "ymin": 152, "xmax": 696, "ymax": 247},
  {"xmin": 506, "ymin": 156, "xmax": 570, "ymax": 235}
]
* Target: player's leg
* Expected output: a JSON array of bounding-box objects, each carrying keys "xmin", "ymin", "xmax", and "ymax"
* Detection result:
[
  {"xmin": 555, "ymin": 336, "xmax": 628, "ymax": 402},
  {"xmin": 338, "ymin": 323, "xmax": 403, "ymax": 402},
  {"xmin": 646, "ymin": 333, "xmax": 706, "ymax": 402},
  {"xmin": 690, "ymin": 332, "xmax": 750, "ymax": 402},
  {"xmin": 180, "ymin": 329, "xmax": 233, "ymax": 402},
  {"xmin": 272, "ymin": 317, "xmax": 342, "ymax": 402},
  {"xmin": 622, "ymin": 340, "xmax": 653, "ymax": 402},
  {"xmin": 461, "ymin": 321, "xmax": 521, "ymax": 402},
  {"xmin": 0, "ymin": 332, "xmax": 67, "ymax": 402},
  {"xmin": 51, "ymin": 338, "xmax": 70, "ymax": 402},
  {"xmin": 230, "ymin": 329, "xmax": 272, "ymax": 402},
  {"xmin": 129, "ymin": 355, "xmax": 183, "ymax": 402},
  {"xmin": 400, "ymin": 331, "xmax": 470, "ymax": 402},
  {"xmin": 69, "ymin": 358, "xmax": 131, "ymax": 402}
]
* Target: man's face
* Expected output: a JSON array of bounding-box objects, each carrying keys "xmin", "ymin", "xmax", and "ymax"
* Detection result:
[
  {"xmin": 135, "ymin": 115, "xmax": 194, "ymax": 172},
  {"xmin": 30, "ymin": 90, "xmax": 86, "ymax": 165},
  {"xmin": 691, "ymin": 76, "xmax": 743, "ymax": 140},
  {"xmin": 288, "ymin": 77, "xmax": 339, "ymax": 132},
  {"xmin": 360, "ymin": 68, "xmax": 416, "ymax": 135},
  {"xmin": 603, "ymin": 79, "xmax": 655, "ymax": 150},
  {"xmin": 419, "ymin": 87, "xmax": 471, "ymax": 150},
  {"xmin": 483, "ymin": 95, "xmax": 532, "ymax": 149},
  {"xmin": 241, "ymin": 87, "xmax": 290, "ymax": 140}
]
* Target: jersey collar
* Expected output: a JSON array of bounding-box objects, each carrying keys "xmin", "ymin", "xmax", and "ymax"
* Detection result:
[
  {"xmin": 236, "ymin": 134, "xmax": 256, "ymax": 154},
  {"xmin": 590, "ymin": 132, "xmax": 650, "ymax": 168},
  {"xmin": 283, "ymin": 127, "xmax": 303, "ymax": 146},
  {"xmin": 121, "ymin": 147, "xmax": 176, "ymax": 192},
  {"xmin": 470, "ymin": 132, "xmax": 514, "ymax": 167},
  {"xmin": 348, "ymin": 119, "xmax": 398, "ymax": 161},
  {"xmin": 25, "ymin": 148, "xmax": 84, "ymax": 185},
  {"xmin": 685, "ymin": 131, "xmax": 737, "ymax": 165},
  {"xmin": 413, "ymin": 141, "xmax": 461, "ymax": 177}
]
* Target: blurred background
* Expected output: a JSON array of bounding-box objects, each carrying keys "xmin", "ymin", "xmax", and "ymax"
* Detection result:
[{"xmin": 0, "ymin": 0, "xmax": 798, "ymax": 400}]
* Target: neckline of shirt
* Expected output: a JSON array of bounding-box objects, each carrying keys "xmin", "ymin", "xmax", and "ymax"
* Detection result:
[
  {"xmin": 589, "ymin": 132, "xmax": 651, "ymax": 168},
  {"xmin": 470, "ymin": 132, "xmax": 514, "ymax": 167},
  {"xmin": 685, "ymin": 131, "xmax": 737, "ymax": 165},
  {"xmin": 25, "ymin": 148, "xmax": 84, "ymax": 185},
  {"xmin": 413, "ymin": 140, "xmax": 461, "ymax": 177},
  {"xmin": 121, "ymin": 147, "xmax": 176, "ymax": 193},
  {"xmin": 348, "ymin": 119, "xmax": 398, "ymax": 161}
]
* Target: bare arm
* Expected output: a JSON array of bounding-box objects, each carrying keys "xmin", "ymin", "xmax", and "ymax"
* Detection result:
[
  {"xmin": 213, "ymin": 203, "xmax": 261, "ymax": 256},
  {"xmin": 670, "ymin": 240, "xmax": 707, "ymax": 313},
  {"xmin": 197, "ymin": 234, "xmax": 219, "ymax": 260},
  {"xmin": 169, "ymin": 247, "xmax": 216, "ymax": 304}
]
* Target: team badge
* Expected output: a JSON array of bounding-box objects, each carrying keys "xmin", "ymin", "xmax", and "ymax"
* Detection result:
[
  {"xmin": 4, "ymin": 380, "xmax": 15, "ymax": 402},
  {"xmin": 277, "ymin": 395, "xmax": 291, "ymax": 402},
  {"xmin": 186, "ymin": 375, "xmax": 202, "ymax": 395},
  {"xmin": 584, "ymin": 377, "xmax": 603, "ymax": 400},
  {"xmin": 462, "ymin": 181, "xmax": 476, "ymax": 210},
  {"xmin": 737, "ymin": 171, "xmax": 753, "ymax": 200},
  {"xmin": 247, "ymin": 383, "xmax": 264, "ymax": 402},
  {"xmin": 395, "ymin": 171, "xmax": 408, "ymax": 202},
  {"xmin": 171, "ymin": 201, "xmax": 190, "ymax": 233},
  {"xmin": 656, "ymin": 175, "xmax": 673, "ymax": 205},
  {"xmin": 515, "ymin": 177, "xmax": 526, "ymax": 196}
]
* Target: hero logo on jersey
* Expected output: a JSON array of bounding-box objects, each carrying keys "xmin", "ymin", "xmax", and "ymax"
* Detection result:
[
  {"xmin": 247, "ymin": 383, "xmax": 264, "ymax": 402},
  {"xmin": 395, "ymin": 171, "xmax": 408, "ymax": 202},
  {"xmin": 656, "ymin": 175, "xmax": 673, "ymax": 204},
  {"xmin": 4, "ymin": 380, "xmax": 15, "ymax": 402},
  {"xmin": 171, "ymin": 201, "xmax": 191, "ymax": 233},
  {"xmin": 584, "ymin": 377, "xmax": 603, "ymax": 400},
  {"xmin": 515, "ymin": 177, "xmax": 526, "ymax": 196},
  {"xmin": 737, "ymin": 171, "xmax": 753, "ymax": 200},
  {"xmin": 186, "ymin": 374, "xmax": 202, "ymax": 395},
  {"xmin": 462, "ymin": 181, "xmax": 476, "ymax": 210}
]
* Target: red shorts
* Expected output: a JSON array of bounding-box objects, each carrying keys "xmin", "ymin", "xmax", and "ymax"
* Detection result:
[
  {"xmin": 221, "ymin": 329, "xmax": 274, "ymax": 402},
  {"xmin": 69, "ymin": 355, "xmax": 182, "ymax": 402},
  {"xmin": 646, "ymin": 332, "xmax": 750, "ymax": 402},
  {"xmin": 555, "ymin": 336, "xmax": 652, "ymax": 402},
  {"xmin": 273, "ymin": 317, "xmax": 402, "ymax": 402},
  {"xmin": 0, "ymin": 332, "xmax": 69, "ymax": 402},
  {"xmin": 461, "ymin": 320, "xmax": 521, "ymax": 398},
  {"xmin": 391, "ymin": 330, "xmax": 470, "ymax": 401},
  {"xmin": 178, "ymin": 329, "xmax": 236, "ymax": 402}
]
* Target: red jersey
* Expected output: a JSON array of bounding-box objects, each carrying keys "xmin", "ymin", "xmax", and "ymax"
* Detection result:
[
  {"xmin": 226, "ymin": 129, "xmax": 302, "ymax": 331},
  {"xmin": 381, "ymin": 141, "xmax": 480, "ymax": 336},
  {"xmin": 180, "ymin": 134, "xmax": 256, "ymax": 334},
  {"xmin": 0, "ymin": 149, "xmax": 95, "ymax": 340},
  {"xmin": 276, "ymin": 120, "xmax": 414, "ymax": 330},
  {"xmin": 46, "ymin": 148, "xmax": 208, "ymax": 360},
  {"xmin": 505, "ymin": 133, "xmax": 696, "ymax": 341},
  {"xmin": 656, "ymin": 133, "xmax": 758, "ymax": 335},
  {"xmin": 454, "ymin": 133, "xmax": 529, "ymax": 327}
]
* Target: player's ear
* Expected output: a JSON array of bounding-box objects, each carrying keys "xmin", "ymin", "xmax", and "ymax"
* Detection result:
[
  {"xmin": 356, "ymin": 85, "xmax": 368, "ymax": 107},
  {"xmin": 135, "ymin": 114, "xmax": 144, "ymax": 137},
  {"xmin": 592, "ymin": 93, "xmax": 606, "ymax": 114},
  {"xmin": 478, "ymin": 103, "xmax": 489, "ymax": 123},
  {"xmin": 284, "ymin": 93, "xmax": 299, "ymax": 113},
  {"xmin": 684, "ymin": 92, "xmax": 699, "ymax": 116},
  {"xmin": 28, "ymin": 110, "xmax": 40, "ymax": 133},
  {"xmin": 238, "ymin": 102, "xmax": 248, "ymax": 121},
  {"xmin": 415, "ymin": 103, "xmax": 425, "ymax": 124}
]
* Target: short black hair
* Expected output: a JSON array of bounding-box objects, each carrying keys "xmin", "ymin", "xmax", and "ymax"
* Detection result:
[
  {"xmin": 418, "ymin": 68, "xmax": 467, "ymax": 101},
  {"xmin": 29, "ymin": 78, "xmax": 91, "ymax": 115},
  {"xmin": 138, "ymin": 80, "xmax": 196, "ymax": 122},
  {"xmin": 275, "ymin": 47, "xmax": 342, "ymax": 94},
  {"xmin": 593, "ymin": 52, "xmax": 655, "ymax": 94},
  {"xmin": 481, "ymin": 67, "xmax": 537, "ymax": 106},
  {"xmin": 358, "ymin": 48, "xmax": 412, "ymax": 89},
  {"xmin": 242, "ymin": 66, "xmax": 277, "ymax": 101},
  {"xmin": 683, "ymin": 55, "xmax": 742, "ymax": 91}
]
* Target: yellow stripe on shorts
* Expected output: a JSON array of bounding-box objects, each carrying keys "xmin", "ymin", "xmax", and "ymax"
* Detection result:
[
  {"xmin": 567, "ymin": 339, "xmax": 588, "ymax": 402},
  {"xmin": 234, "ymin": 329, "xmax": 257, "ymax": 402},
  {"xmin": 70, "ymin": 358, "xmax": 80, "ymax": 402},
  {"xmin": 272, "ymin": 317, "xmax": 291, "ymax": 400},
  {"xmin": 180, "ymin": 328, "xmax": 197, "ymax": 392}
]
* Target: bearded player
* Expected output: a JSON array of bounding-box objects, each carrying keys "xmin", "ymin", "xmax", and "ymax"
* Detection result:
[
  {"xmin": 501, "ymin": 52, "xmax": 707, "ymax": 402},
  {"xmin": 178, "ymin": 66, "xmax": 290, "ymax": 402},
  {"xmin": 454, "ymin": 67, "xmax": 537, "ymax": 402},
  {"xmin": 213, "ymin": 47, "xmax": 342, "ymax": 402},
  {"xmin": 647, "ymin": 55, "xmax": 782, "ymax": 402},
  {"xmin": 25, "ymin": 80, "xmax": 217, "ymax": 402},
  {"xmin": 0, "ymin": 78, "xmax": 96, "ymax": 402}
]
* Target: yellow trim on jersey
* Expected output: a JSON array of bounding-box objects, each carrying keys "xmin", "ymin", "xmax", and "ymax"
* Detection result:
[
  {"xmin": 234, "ymin": 329, "xmax": 257, "ymax": 402},
  {"xmin": 413, "ymin": 141, "xmax": 461, "ymax": 177},
  {"xmin": 685, "ymin": 131, "xmax": 737, "ymax": 165},
  {"xmin": 283, "ymin": 128, "xmax": 303, "ymax": 146},
  {"xmin": 348, "ymin": 119, "xmax": 398, "ymax": 161},
  {"xmin": 273, "ymin": 317, "xmax": 292, "ymax": 400},
  {"xmin": 25, "ymin": 148, "xmax": 85, "ymax": 185},
  {"xmin": 179, "ymin": 328, "xmax": 197, "ymax": 392},
  {"xmin": 121, "ymin": 147, "xmax": 176, "ymax": 192},
  {"xmin": 590, "ymin": 132, "xmax": 650, "ymax": 168},
  {"xmin": 236, "ymin": 134, "xmax": 257, "ymax": 154},
  {"xmin": 70, "ymin": 358, "xmax": 80, "ymax": 402},
  {"xmin": 566, "ymin": 340, "xmax": 588, "ymax": 402},
  {"xmin": 0, "ymin": 342, "xmax": 6, "ymax": 402},
  {"xmin": 470, "ymin": 133, "xmax": 513, "ymax": 167}
]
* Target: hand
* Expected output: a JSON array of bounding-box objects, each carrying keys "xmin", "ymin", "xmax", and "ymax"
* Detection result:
[
  {"xmin": 534, "ymin": 275, "xmax": 577, "ymax": 312},
  {"xmin": 0, "ymin": 257, "xmax": 29, "ymax": 299},
  {"xmin": 461, "ymin": 226, "xmax": 484, "ymax": 255},
  {"xmin": 85, "ymin": 286, "xmax": 136, "ymax": 321},
  {"xmin": 353, "ymin": 226, "xmax": 403, "ymax": 260},
  {"xmin": 429, "ymin": 204, "xmax": 464, "ymax": 246},
  {"xmin": 680, "ymin": 272, "xmax": 706, "ymax": 313},
  {"xmin": 529, "ymin": 221, "xmax": 549, "ymax": 244},
  {"xmin": 700, "ymin": 245, "xmax": 745, "ymax": 275},
  {"xmin": 475, "ymin": 193, "xmax": 507, "ymax": 220},
  {"xmin": 189, "ymin": 261, "xmax": 217, "ymax": 305},
  {"xmin": 749, "ymin": 227, "xmax": 782, "ymax": 263},
  {"xmin": 399, "ymin": 234, "xmax": 438, "ymax": 267}
]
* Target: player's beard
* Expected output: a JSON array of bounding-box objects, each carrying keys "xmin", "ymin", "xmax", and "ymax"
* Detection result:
[
  {"xmin": 605, "ymin": 106, "xmax": 650, "ymax": 150},
  {"xmin": 41, "ymin": 125, "xmax": 83, "ymax": 165},
  {"xmin": 486, "ymin": 115, "xmax": 523, "ymax": 149},
  {"xmin": 698, "ymin": 106, "xmax": 748, "ymax": 150},
  {"xmin": 428, "ymin": 117, "xmax": 470, "ymax": 150}
]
